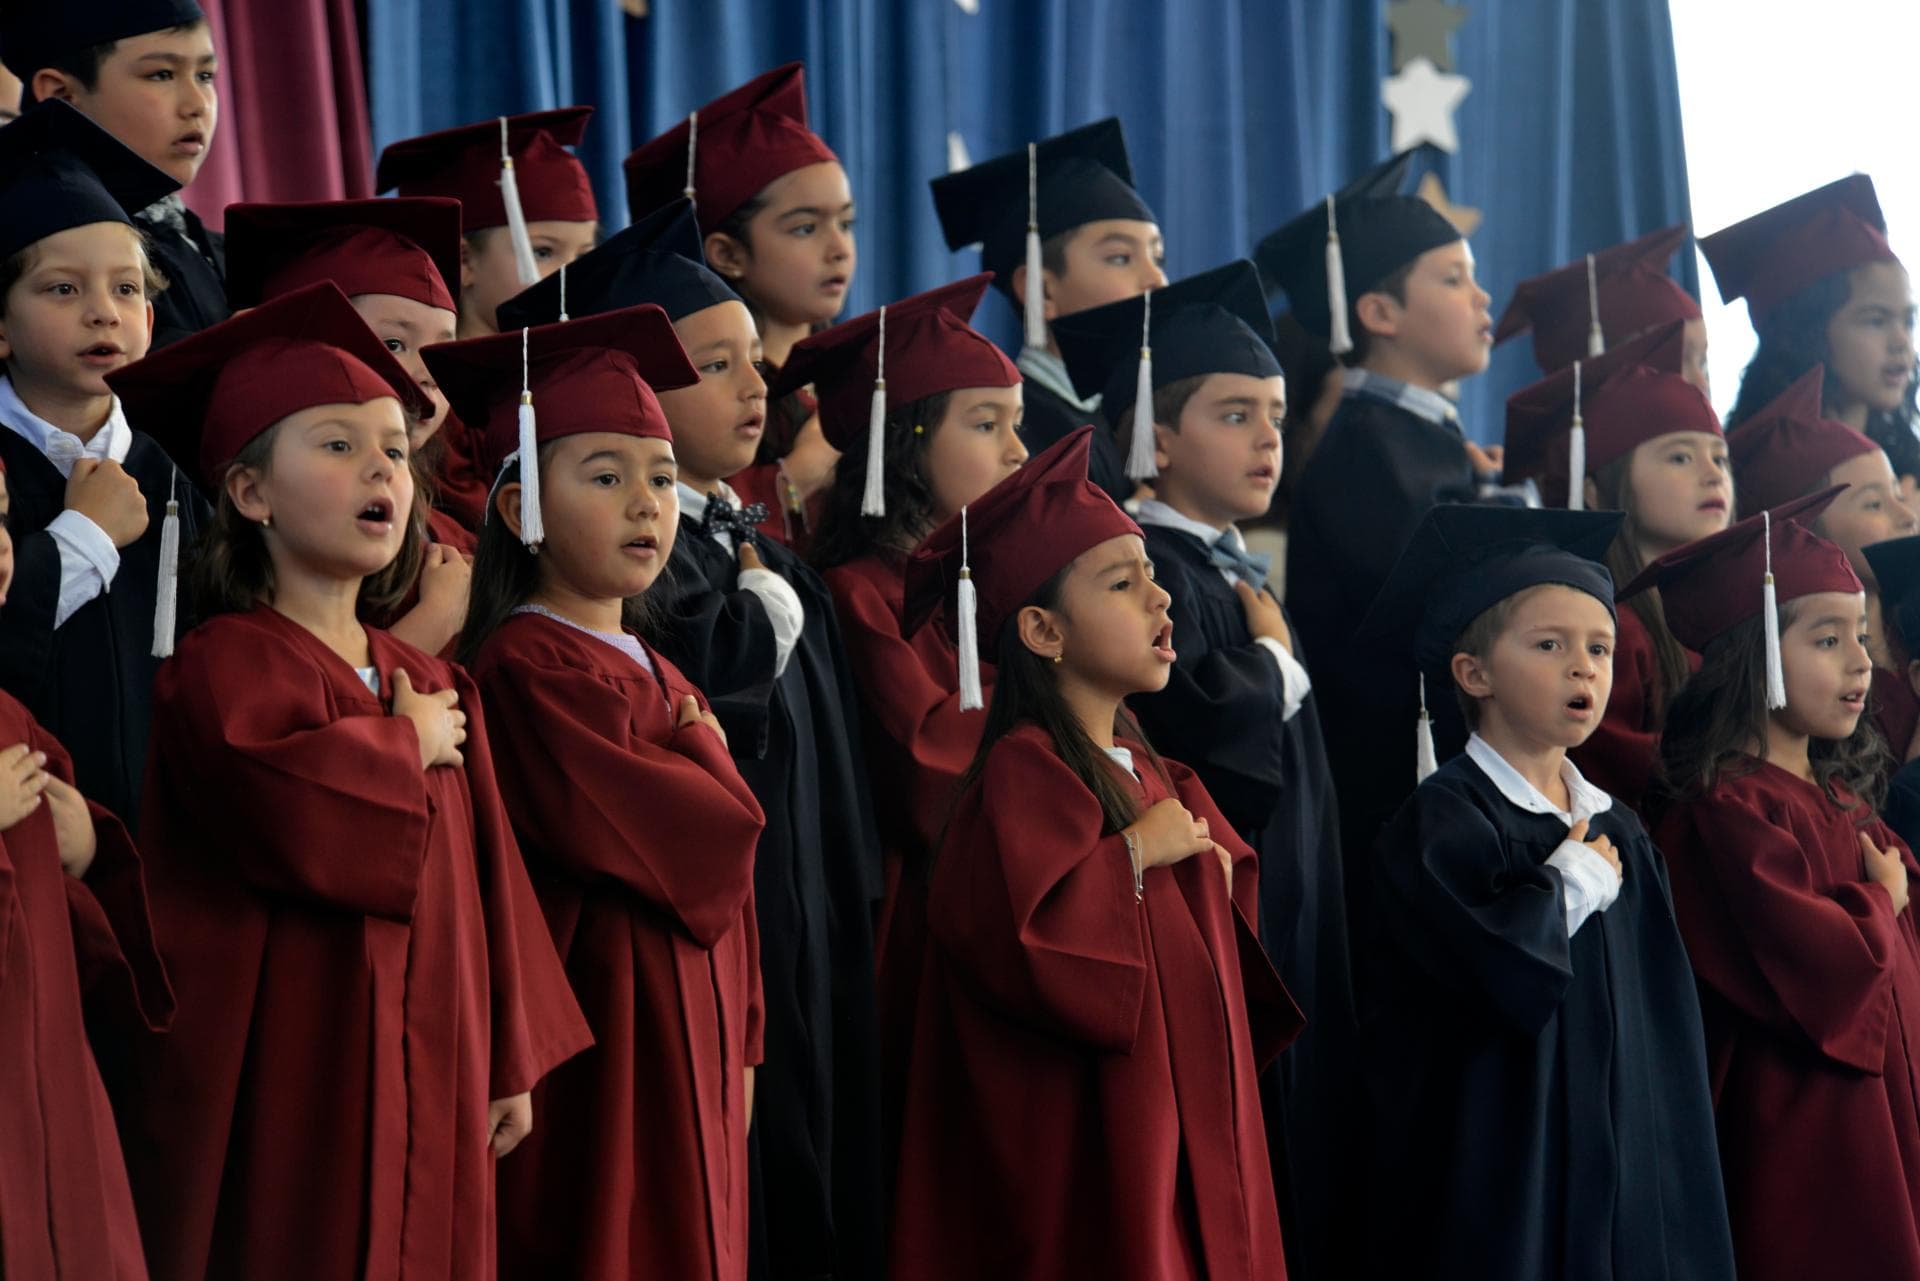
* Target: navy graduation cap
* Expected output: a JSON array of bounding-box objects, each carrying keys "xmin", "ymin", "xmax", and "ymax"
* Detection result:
[
  {"xmin": 0, "ymin": 99, "xmax": 179, "ymax": 264},
  {"xmin": 496, "ymin": 198, "xmax": 739, "ymax": 330}
]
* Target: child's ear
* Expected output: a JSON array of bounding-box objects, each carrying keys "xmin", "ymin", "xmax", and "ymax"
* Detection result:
[
  {"xmin": 226, "ymin": 466, "xmax": 269, "ymax": 526},
  {"xmin": 458, "ymin": 236, "xmax": 476, "ymax": 292},
  {"xmin": 1009, "ymin": 263, "xmax": 1057, "ymax": 325},
  {"xmin": 1353, "ymin": 291, "xmax": 1400, "ymax": 341},
  {"xmin": 1582, "ymin": 475, "xmax": 1601, "ymax": 510},
  {"xmin": 29, "ymin": 70, "xmax": 80, "ymax": 105},
  {"xmin": 1450, "ymin": 650, "xmax": 1493, "ymax": 702},
  {"xmin": 1152, "ymin": 420, "xmax": 1175, "ymax": 474},
  {"xmin": 1015, "ymin": 603, "xmax": 1065, "ymax": 663},
  {"xmin": 703, "ymin": 231, "xmax": 749, "ymax": 282},
  {"xmin": 496, "ymin": 482, "xmax": 524, "ymax": 542}
]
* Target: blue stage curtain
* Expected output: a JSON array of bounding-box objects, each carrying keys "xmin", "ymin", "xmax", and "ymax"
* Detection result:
[{"xmin": 365, "ymin": 0, "xmax": 1691, "ymax": 439}]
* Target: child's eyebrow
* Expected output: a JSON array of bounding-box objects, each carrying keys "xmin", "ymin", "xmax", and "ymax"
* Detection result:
[
  {"xmin": 133, "ymin": 50, "xmax": 218, "ymax": 67},
  {"xmin": 777, "ymin": 202, "xmax": 855, "ymax": 220}
]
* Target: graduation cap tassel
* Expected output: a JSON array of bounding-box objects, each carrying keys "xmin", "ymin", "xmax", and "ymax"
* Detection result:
[
  {"xmin": 1585, "ymin": 252, "xmax": 1605, "ymax": 358},
  {"xmin": 1325, "ymin": 194, "xmax": 1354, "ymax": 357},
  {"xmin": 956, "ymin": 505, "xmax": 985, "ymax": 713},
  {"xmin": 151, "ymin": 465, "xmax": 180, "ymax": 659},
  {"xmin": 1762, "ymin": 509, "xmax": 1786, "ymax": 710},
  {"xmin": 1567, "ymin": 359, "xmax": 1587, "ymax": 512},
  {"xmin": 861, "ymin": 305, "xmax": 889, "ymax": 518},
  {"xmin": 1125, "ymin": 288, "xmax": 1158, "ymax": 481},
  {"xmin": 516, "ymin": 326, "xmax": 544, "ymax": 548},
  {"xmin": 1022, "ymin": 142, "xmax": 1048, "ymax": 351},
  {"xmin": 1415, "ymin": 672, "xmax": 1439, "ymax": 782},
  {"xmin": 683, "ymin": 109, "xmax": 700, "ymax": 206},
  {"xmin": 498, "ymin": 117, "xmax": 541, "ymax": 288},
  {"xmin": 557, "ymin": 262, "xmax": 569, "ymax": 323}
]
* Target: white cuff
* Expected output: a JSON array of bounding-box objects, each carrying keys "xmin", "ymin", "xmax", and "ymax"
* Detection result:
[
  {"xmin": 46, "ymin": 509, "xmax": 120, "ymax": 628},
  {"xmin": 1546, "ymin": 838, "xmax": 1622, "ymax": 936},
  {"xmin": 1254, "ymin": 636, "xmax": 1311, "ymax": 721},
  {"xmin": 738, "ymin": 566, "xmax": 806, "ymax": 678}
]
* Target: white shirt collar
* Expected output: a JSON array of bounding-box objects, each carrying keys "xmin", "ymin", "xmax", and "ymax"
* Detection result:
[
  {"xmin": 1131, "ymin": 498, "xmax": 1246, "ymax": 552},
  {"xmin": 1017, "ymin": 345, "xmax": 1102, "ymax": 414},
  {"xmin": 1464, "ymin": 733, "xmax": 1613, "ymax": 825},
  {"xmin": 676, "ymin": 477, "xmax": 742, "ymax": 525},
  {"xmin": 0, "ymin": 375, "xmax": 132, "ymax": 477},
  {"xmin": 1339, "ymin": 366, "xmax": 1459, "ymax": 429}
]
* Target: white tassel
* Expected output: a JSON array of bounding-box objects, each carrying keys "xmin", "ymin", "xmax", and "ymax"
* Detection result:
[
  {"xmin": 498, "ymin": 117, "xmax": 540, "ymax": 288},
  {"xmin": 1022, "ymin": 142, "xmax": 1047, "ymax": 351},
  {"xmin": 683, "ymin": 109, "xmax": 700, "ymax": 206},
  {"xmin": 1585, "ymin": 252, "xmax": 1605, "ymax": 357},
  {"xmin": 151, "ymin": 468, "xmax": 180, "ymax": 658},
  {"xmin": 1567, "ymin": 359, "xmax": 1586, "ymax": 512},
  {"xmin": 956, "ymin": 507, "xmax": 984, "ymax": 712},
  {"xmin": 1415, "ymin": 672, "xmax": 1438, "ymax": 782},
  {"xmin": 1763, "ymin": 509, "xmax": 1786, "ymax": 710},
  {"xmin": 557, "ymin": 262, "xmax": 569, "ymax": 323},
  {"xmin": 516, "ymin": 327, "xmax": 543, "ymax": 547},
  {"xmin": 1324, "ymin": 194, "xmax": 1354, "ymax": 356},
  {"xmin": 1126, "ymin": 288, "xmax": 1158, "ymax": 480},
  {"xmin": 862, "ymin": 305, "xmax": 888, "ymax": 518}
]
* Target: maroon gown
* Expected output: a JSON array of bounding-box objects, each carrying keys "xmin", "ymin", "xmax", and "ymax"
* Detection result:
[
  {"xmin": 472, "ymin": 612, "xmax": 766, "ymax": 1281},
  {"xmin": 0, "ymin": 693, "xmax": 169, "ymax": 1280},
  {"xmin": 119, "ymin": 607, "xmax": 591, "ymax": 1281},
  {"xmin": 888, "ymin": 724, "xmax": 1299, "ymax": 1280},
  {"xmin": 1655, "ymin": 759, "xmax": 1920, "ymax": 1281},
  {"xmin": 1571, "ymin": 603, "xmax": 1697, "ymax": 815}
]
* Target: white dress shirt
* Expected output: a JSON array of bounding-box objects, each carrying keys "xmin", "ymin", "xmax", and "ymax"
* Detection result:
[
  {"xmin": 1464, "ymin": 733, "xmax": 1622, "ymax": 935},
  {"xmin": 0, "ymin": 376, "xmax": 132, "ymax": 628}
]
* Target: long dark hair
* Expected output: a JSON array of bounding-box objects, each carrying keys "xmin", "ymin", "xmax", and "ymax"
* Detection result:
[
  {"xmin": 712, "ymin": 189, "xmax": 834, "ymax": 466},
  {"xmin": 1656, "ymin": 604, "xmax": 1889, "ymax": 816},
  {"xmin": 810, "ymin": 390, "xmax": 950, "ymax": 570},
  {"xmin": 938, "ymin": 565, "xmax": 1170, "ymax": 866},
  {"xmin": 1588, "ymin": 451, "xmax": 1695, "ymax": 712},
  {"xmin": 191, "ymin": 423, "xmax": 425, "ymax": 621},
  {"xmin": 455, "ymin": 455, "xmax": 658, "ymax": 665},
  {"xmin": 1726, "ymin": 268, "xmax": 1920, "ymax": 480}
]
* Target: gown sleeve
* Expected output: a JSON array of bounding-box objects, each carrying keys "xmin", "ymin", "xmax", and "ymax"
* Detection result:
[
  {"xmin": 0, "ymin": 527, "xmax": 67, "ymax": 696},
  {"xmin": 655, "ymin": 546, "xmax": 781, "ymax": 759}
]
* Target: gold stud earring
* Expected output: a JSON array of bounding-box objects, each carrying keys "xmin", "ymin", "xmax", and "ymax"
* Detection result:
[
  {"xmin": 1052, "ymin": 653, "xmax": 1064, "ymax": 664},
  {"xmin": 913, "ymin": 423, "xmax": 925, "ymax": 435},
  {"xmin": 261, "ymin": 515, "xmax": 271, "ymax": 529}
]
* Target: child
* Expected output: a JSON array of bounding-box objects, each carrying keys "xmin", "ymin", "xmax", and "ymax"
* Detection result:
[
  {"xmin": 1503, "ymin": 319, "xmax": 1732, "ymax": 812},
  {"xmin": 377, "ymin": 106, "xmax": 599, "ymax": 529},
  {"xmin": 1704, "ymin": 175, "xmax": 1920, "ymax": 489},
  {"xmin": 624, "ymin": 64, "xmax": 851, "ymax": 547},
  {"xmin": 0, "ymin": 100, "xmax": 209, "ymax": 824},
  {"xmin": 1260, "ymin": 176, "xmax": 1493, "ymax": 857},
  {"xmin": 487, "ymin": 196, "xmax": 887, "ymax": 1281},
  {"xmin": 2, "ymin": 4, "xmax": 227, "ymax": 347},
  {"xmin": 1639, "ymin": 490, "xmax": 1920, "ymax": 1281},
  {"xmin": 103, "ymin": 282, "xmax": 591, "ymax": 1281},
  {"xmin": 1866, "ymin": 534, "xmax": 1920, "ymax": 833},
  {"xmin": 1355, "ymin": 502, "xmax": 1734, "ymax": 1279},
  {"xmin": 1053, "ymin": 257, "xmax": 1350, "ymax": 1280},
  {"xmin": 890, "ymin": 426, "xmax": 1297, "ymax": 1280},
  {"xmin": 1495, "ymin": 223, "xmax": 1711, "ymax": 393},
  {"xmin": 430, "ymin": 305, "xmax": 767, "ymax": 1281},
  {"xmin": 1730, "ymin": 366, "xmax": 1920, "ymax": 758},
  {"xmin": 223, "ymin": 196, "xmax": 474, "ymax": 654},
  {"xmin": 0, "ymin": 453, "xmax": 173, "ymax": 1281},
  {"xmin": 931, "ymin": 118, "xmax": 1167, "ymax": 501}
]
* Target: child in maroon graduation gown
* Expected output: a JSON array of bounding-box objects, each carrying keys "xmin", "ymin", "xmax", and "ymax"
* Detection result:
[
  {"xmin": 1503, "ymin": 320, "xmax": 1732, "ymax": 814},
  {"xmin": 889, "ymin": 427, "xmax": 1298, "ymax": 1280},
  {"xmin": 427, "ymin": 305, "xmax": 767, "ymax": 1280},
  {"xmin": 1638, "ymin": 490, "xmax": 1920, "ymax": 1280},
  {"xmin": 104, "ymin": 283, "xmax": 591, "ymax": 1281},
  {"xmin": 0, "ymin": 457, "xmax": 172, "ymax": 1280}
]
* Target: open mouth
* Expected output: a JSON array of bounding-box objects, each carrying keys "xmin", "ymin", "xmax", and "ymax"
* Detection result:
[
  {"xmin": 624, "ymin": 532, "xmax": 660, "ymax": 556},
  {"xmin": 1566, "ymin": 694, "xmax": 1594, "ymax": 715},
  {"xmin": 78, "ymin": 343, "xmax": 123, "ymax": 363},
  {"xmin": 1841, "ymin": 689, "xmax": 1868, "ymax": 710},
  {"xmin": 1151, "ymin": 619, "xmax": 1176, "ymax": 662},
  {"xmin": 1698, "ymin": 498, "xmax": 1726, "ymax": 513},
  {"xmin": 1247, "ymin": 465, "xmax": 1276, "ymax": 482},
  {"xmin": 736, "ymin": 413, "xmax": 766, "ymax": 436},
  {"xmin": 357, "ymin": 499, "xmax": 393, "ymax": 526},
  {"xmin": 171, "ymin": 131, "xmax": 206, "ymax": 154},
  {"xmin": 820, "ymin": 275, "xmax": 849, "ymax": 292}
]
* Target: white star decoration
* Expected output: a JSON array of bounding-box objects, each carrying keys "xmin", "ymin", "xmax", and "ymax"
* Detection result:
[{"xmin": 1382, "ymin": 56, "xmax": 1471, "ymax": 153}]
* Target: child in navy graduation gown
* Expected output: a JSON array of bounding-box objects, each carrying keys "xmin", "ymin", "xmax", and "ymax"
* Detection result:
[
  {"xmin": 106, "ymin": 284, "xmax": 590, "ymax": 1281},
  {"xmin": 930, "ymin": 119, "xmax": 1168, "ymax": 501},
  {"xmin": 890, "ymin": 427, "xmax": 1297, "ymax": 1281},
  {"xmin": 0, "ymin": 103, "xmax": 210, "ymax": 825},
  {"xmin": 1355, "ymin": 503, "xmax": 1734, "ymax": 1280},
  {"xmin": 1503, "ymin": 321, "xmax": 1732, "ymax": 814},
  {"xmin": 624, "ymin": 65, "xmax": 852, "ymax": 547},
  {"xmin": 1642, "ymin": 492, "xmax": 1920, "ymax": 1281},
  {"xmin": 428, "ymin": 306, "xmax": 766, "ymax": 1281},
  {"xmin": 1054, "ymin": 258, "xmax": 1351, "ymax": 1281},
  {"xmin": 497, "ymin": 197, "xmax": 887, "ymax": 1281}
]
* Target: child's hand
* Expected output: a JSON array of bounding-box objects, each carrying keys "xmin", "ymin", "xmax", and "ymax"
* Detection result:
[
  {"xmin": 1862, "ymin": 831, "xmax": 1910, "ymax": 914},
  {"xmin": 0, "ymin": 744, "xmax": 49, "ymax": 830},
  {"xmin": 417, "ymin": 544, "xmax": 473, "ymax": 621},
  {"xmin": 1125, "ymin": 798, "xmax": 1213, "ymax": 870},
  {"xmin": 738, "ymin": 541, "xmax": 765, "ymax": 573},
  {"xmin": 488, "ymin": 1092, "xmax": 533, "ymax": 1157},
  {"xmin": 392, "ymin": 668, "xmax": 466, "ymax": 770},
  {"xmin": 1233, "ymin": 580, "xmax": 1291, "ymax": 651},
  {"xmin": 45, "ymin": 776, "xmax": 95, "ymax": 879},
  {"xmin": 677, "ymin": 695, "xmax": 728, "ymax": 749},
  {"xmin": 1463, "ymin": 440, "xmax": 1504, "ymax": 477},
  {"xmin": 782, "ymin": 413, "xmax": 841, "ymax": 499},
  {"xmin": 65, "ymin": 459, "xmax": 150, "ymax": 549},
  {"xmin": 1567, "ymin": 818, "xmax": 1623, "ymax": 883}
]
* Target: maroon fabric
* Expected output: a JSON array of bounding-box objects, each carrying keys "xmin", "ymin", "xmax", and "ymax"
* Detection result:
[
  {"xmin": 0, "ymin": 693, "xmax": 168, "ymax": 1281},
  {"xmin": 226, "ymin": 198, "xmax": 462, "ymax": 313},
  {"xmin": 888, "ymin": 724, "xmax": 1297, "ymax": 1279},
  {"xmin": 1654, "ymin": 760, "xmax": 1920, "ymax": 1281},
  {"xmin": 1568, "ymin": 602, "xmax": 1698, "ymax": 816},
  {"xmin": 622, "ymin": 63, "xmax": 838, "ymax": 233},
  {"xmin": 1875, "ymin": 664, "xmax": 1920, "ymax": 765},
  {"xmin": 181, "ymin": 0, "xmax": 375, "ymax": 230},
  {"xmin": 474, "ymin": 613, "xmax": 764, "ymax": 1281},
  {"xmin": 376, "ymin": 107, "xmax": 597, "ymax": 230},
  {"xmin": 1731, "ymin": 368, "xmax": 1881, "ymax": 516},
  {"xmin": 432, "ymin": 410, "xmax": 492, "ymax": 534},
  {"xmin": 117, "ymin": 608, "xmax": 591, "ymax": 1281},
  {"xmin": 1701, "ymin": 175, "xmax": 1898, "ymax": 321},
  {"xmin": 1495, "ymin": 224, "xmax": 1701, "ymax": 374}
]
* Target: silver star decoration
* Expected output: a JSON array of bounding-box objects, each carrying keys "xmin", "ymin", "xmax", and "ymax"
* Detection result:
[
  {"xmin": 1382, "ymin": 57, "xmax": 1471, "ymax": 154},
  {"xmin": 1387, "ymin": 0, "xmax": 1467, "ymax": 72}
]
